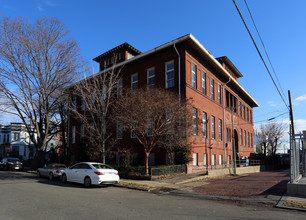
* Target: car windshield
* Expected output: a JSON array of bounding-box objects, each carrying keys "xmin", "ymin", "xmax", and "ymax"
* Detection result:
[
  {"xmin": 8, "ymin": 158, "xmax": 20, "ymax": 162},
  {"xmin": 92, "ymin": 164, "xmax": 113, "ymax": 169}
]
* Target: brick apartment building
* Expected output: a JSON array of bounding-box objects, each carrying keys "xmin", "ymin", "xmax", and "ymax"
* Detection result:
[{"xmin": 69, "ymin": 34, "xmax": 258, "ymax": 173}]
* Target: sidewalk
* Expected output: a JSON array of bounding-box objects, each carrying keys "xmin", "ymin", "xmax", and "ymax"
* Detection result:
[{"xmin": 118, "ymin": 170, "xmax": 306, "ymax": 211}]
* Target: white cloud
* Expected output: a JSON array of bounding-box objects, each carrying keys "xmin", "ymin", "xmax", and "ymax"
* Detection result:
[
  {"xmin": 293, "ymin": 94, "xmax": 306, "ymax": 106},
  {"xmin": 37, "ymin": 4, "xmax": 44, "ymax": 11},
  {"xmin": 295, "ymin": 94, "xmax": 306, "ymax": 102},
  {"xmin": 268, "ymin": 101, "xmax": 277, "ymax": 107}
]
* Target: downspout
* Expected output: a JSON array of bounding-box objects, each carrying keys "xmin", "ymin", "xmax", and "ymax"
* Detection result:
[
  {"xmin": 173, "ymin": 43, "xmax": 181, "ymax": 101},
  {"xmin": 223, "ymin": 78, "xmax": 231, "ymax": 166}
]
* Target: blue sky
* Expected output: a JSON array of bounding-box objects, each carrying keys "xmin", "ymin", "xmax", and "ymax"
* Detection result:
[{"xmin": 1, "ymin": 0, "xmax": 306, "ymax": 146}]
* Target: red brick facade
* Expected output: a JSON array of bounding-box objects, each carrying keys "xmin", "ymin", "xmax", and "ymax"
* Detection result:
[{"xmin": 69, "ymin": 34, "xmax": 258, "ymax": 172}]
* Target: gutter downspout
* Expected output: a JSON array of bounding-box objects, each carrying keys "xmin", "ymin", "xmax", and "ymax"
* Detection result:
[
  {"xmin": 173, "ymin": 43, "xmax": 181, "ymax": 101},
  {"xmin": 223, "ymin": 77, "xmax": 231, "ymax": 166}
]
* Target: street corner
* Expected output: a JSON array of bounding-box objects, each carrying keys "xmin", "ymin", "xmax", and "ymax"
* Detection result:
[{"xmin": 277, "ymin": 195, "xmax": 306, "ymax": 211}]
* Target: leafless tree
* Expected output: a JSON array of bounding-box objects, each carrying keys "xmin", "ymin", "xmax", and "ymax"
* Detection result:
[
  {"xmin": 70, "ymin": 60, "xmax": 122, "ymax": 163},
  {"xmin": 0, "ymin": 16, "xmax": 84, "ymax": 167},
  {"xmin": 114, "ymin": 88, "xmax": 190, "ymax": 175},
  {"xmin": 255, "ymin": 122, "xmax": 286, "ymax": 156}
]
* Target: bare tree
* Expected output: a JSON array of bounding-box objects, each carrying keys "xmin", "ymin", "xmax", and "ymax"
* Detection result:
[
  {"xmin": 255, "ymin": 122, "xmax": 286, "ymax": 156},
  {"xmin": 0, "ymin": 17, "xmax": 84, "ymax": 167},
  {"xmin": 114, "ymin": 88, "xmax": 190, "ymax": 175},
  {"xmin": 70, "ymin": 61, "xmax": 122, "ymax": 163}
]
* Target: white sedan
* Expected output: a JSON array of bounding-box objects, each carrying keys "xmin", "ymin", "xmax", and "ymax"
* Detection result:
[{"xmin": 61, "ymin": 162, "xmax": 120, "ymax": 187}]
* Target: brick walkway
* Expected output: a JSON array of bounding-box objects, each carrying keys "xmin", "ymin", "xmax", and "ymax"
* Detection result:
[{"xmin": 193, "ymin": 170, "xmax": 289, "ymax": 198}]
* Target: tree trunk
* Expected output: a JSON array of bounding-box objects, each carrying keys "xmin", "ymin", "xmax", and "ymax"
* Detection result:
[{"xmin": 145, "ymin": 151, "xmax": 149, "ymax": 175}]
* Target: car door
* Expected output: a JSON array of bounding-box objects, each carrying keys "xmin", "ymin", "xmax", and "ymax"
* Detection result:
[
  {"xmin": 67, "ymin": 164, "xmax": 82, "ymax": 182},
  {"xmin": 74, "ymin": 163, "xmax": 92, "ymax": 183}
]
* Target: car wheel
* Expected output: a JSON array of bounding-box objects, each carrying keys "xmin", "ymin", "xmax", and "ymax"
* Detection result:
[
  {"xmin": 84, "ymin": 177, "xmax": 91, "ymax": 188},
  {"xmin": 61, "ymin": 174, "xmax": 67, "ymax": 183},
  {"xmin": 49, "ymin": 172, "xmax": 54, "ymax": 180},
  {"xmin": 37, "ymin": 171, "xmax": 41, "ymax": 178}
]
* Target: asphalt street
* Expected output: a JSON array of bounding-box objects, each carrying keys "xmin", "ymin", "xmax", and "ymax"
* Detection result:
[{"xmin": 0, "ymin": 171, "xmax": 304, "ymax": 220}]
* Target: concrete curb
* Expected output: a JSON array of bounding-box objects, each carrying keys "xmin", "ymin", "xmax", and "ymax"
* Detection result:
[{"xmin": 276, "ymin": 195, "xmax": 306, "ymax": 212}]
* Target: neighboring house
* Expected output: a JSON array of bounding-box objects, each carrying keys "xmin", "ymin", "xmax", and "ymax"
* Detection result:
[
  {"xmin": 69, "ymin": 34, "xmax": 258, "ymax": 173},
  {"xmin": 0, "ymin": 123, "xmax": 36, "ymax": 160}
]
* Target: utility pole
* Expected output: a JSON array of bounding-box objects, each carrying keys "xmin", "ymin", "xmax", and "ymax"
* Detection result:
[{"xmin": 288, "ymin": 90, "xmax": 298, "ymax": 183}]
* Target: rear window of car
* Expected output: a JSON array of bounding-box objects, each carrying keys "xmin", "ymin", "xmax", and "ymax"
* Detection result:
[{"xmin": 92, "ymin": 164, "xmax": 112, "ymax": 169}]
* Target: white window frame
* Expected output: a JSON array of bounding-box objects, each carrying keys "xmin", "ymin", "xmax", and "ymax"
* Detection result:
[
  {"xmin": 147, "ymin": 67, "xmax": 155, "ymax": 90},
  {"xmin": 211, "ymin": 116, "xmax": 215, "ymax": 140},
  {"xmin": 212, "ymin": 154, "xmax": 216, "ymax": 166},
  {"xmin": 210, "ymin": 78, "xmax": 214, "ymax": 100},
  {"xmin": 193, "ymin": 153, "xmax": 198, "ymax": 166},
  {"xmin": 202, "ymin": 71, "xmax": 206, "ymax": 94},
  {"xmin": 218, "ymin": 84, "xmax": 221, "ymax": 104},
  {"xmin": 131, "ymin": 73, "xmax": 138, "ymax": 91},
  {"xmin": 202, "ymin": 112, "xmax": 207, "ymax": 138},
  {"xmin": 203, "ymin": 153, "xmax": 207, "ymax": 166},
  {"xmin": 165, "ymin": 60, "xmax": 174, "ymax": 88},
  {"xmin": 218, "ymin": 119, "xmax": 222, "ymax": 141},
  {"xmin": 192, "ymin": 63, "xmax": 197, "ymax": 88},
  {"xmin": 192, "ymin": 108, "xmax": 198, "ymax": 136}
]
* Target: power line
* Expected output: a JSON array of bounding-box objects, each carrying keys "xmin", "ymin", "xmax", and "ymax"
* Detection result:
[
  {"xmin": 232, "ymin": 0, "xmax": 289, "ymax": 110},
  {"xmin": 243, "ymin": 0, "xmax": 287, "ymax": 101}
]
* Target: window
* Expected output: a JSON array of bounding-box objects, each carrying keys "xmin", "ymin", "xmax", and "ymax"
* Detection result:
[
  {"xmin": 116, "ymin": 121, "xmax": 122, "ymax": 140},
  {"xmin": 219, "ymin": 155, "xmax": 222, "ymax": 165},
  {"xmin": 212, "ymin": 154, "xmax": 216, "ymax": 166},
  {"xmin": 147, "ymin": 116, "xmax": 153, "ymax": 137},
  {"xmin": 131, "ymin": 121, "xmax": 137, "ymax": 138},
  {"xmin": 210, "ymin": 78, "xmax": 214, "ymax": 100},
  {"xmin": 247, "ymin": 108, "xmax": 249, "ymax": 121},
  {"xmin": 248, "ymin": 132, "xmax": 250, "ymax": 148},
  {"xmin": 202, "ymin": 112, "xmax": 207, "ymax": 138},
  {"xmin": 228, "ymin": 155, "xmax": 231, "ymax": 164},
  {"xmin": 202, "ymin": 71, "xmax": 206, "ymax": 94},
  {"xmin": 80, "ymin": 124, "xmax": 85, "ymax": 140},
  {"xmin": 192, "ymin": 108, "xmax": 198, "ymax": 136},
  {"xmin": 165, "ymin": 61, "xmax": 174, "ymax": 88},
  {"xmin": 218, "ymin": 84, "xmax": 221, "ymax": 104},
  {"xmin": 250, "ymin": 110, "xmax": 253, "ymax": 123},
  {"xmin": 193, "ymin": 153, "xmax": 198, "ymax": 166},
  {"xmin": 239, "ymin": 102, "xmax": 242, "ymax": 117},
  {"xmin": 131, "ymin": 73, "xmax": 138, "ymax": 91},
  {"xmin": 73, "ymin": 96, "xmax": 77, "ymax": 111},
  {"xmin": 251, "ymin": 133, "xmax": 253, "ymax": 148},
  {"xmin": 243, "ymin": 106, "xmax": 246, "ymax": 119},
  {"xmin": 244, "ymin": 130, "xmax": 247, "ymax": 147},
  {"xmin": 218, "ymin": 119, "xmax": 222, "ymax": 141},
  {"xmin": 81, "ymin": 99, "xmax": 85, "ymax": 111},
  {"xmin": 72, "ymin": 125, "xmax": 76, "ymax": 144},
  {"xmin": 203, "ymin": 153, "xmax": 207, "ymax": 166},
  {"xmin": 147, "ymin": 67, "xmax": 155, "ymax": 90},
  {"xmin": 192, "ymin": 63, "xmax": 197, "ymax": 88},
  {"xmin": 117, "ymin": 78, "xmax": 123, "ymax": 98},
  {"xmin": 211, "ymin": 116, "xmax": 215, "ymax": 139},
  {"xmin": 13, "ymin": 133, "xmax": 20, "ymax": 141},
  {"xmin": 240, "ymin": 129, "xmax": 243, "ymax": 146}
]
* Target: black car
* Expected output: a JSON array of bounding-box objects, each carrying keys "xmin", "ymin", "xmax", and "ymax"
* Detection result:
[{"xmin": 0, "ymin": 157, "xmax": 23, "ymax": 171}]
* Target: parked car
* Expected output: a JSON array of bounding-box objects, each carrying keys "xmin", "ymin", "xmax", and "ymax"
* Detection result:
[
  {"xmin": 37, "ymin": 163, "xmax": 67, "ymax": 180},
  {"xmin": 61, "ymin": 162, "xmax": 120, "ymax": 187},
  {"xmin": 0, "ymin": 157, "xmax": 23, "ymax": 170}
]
